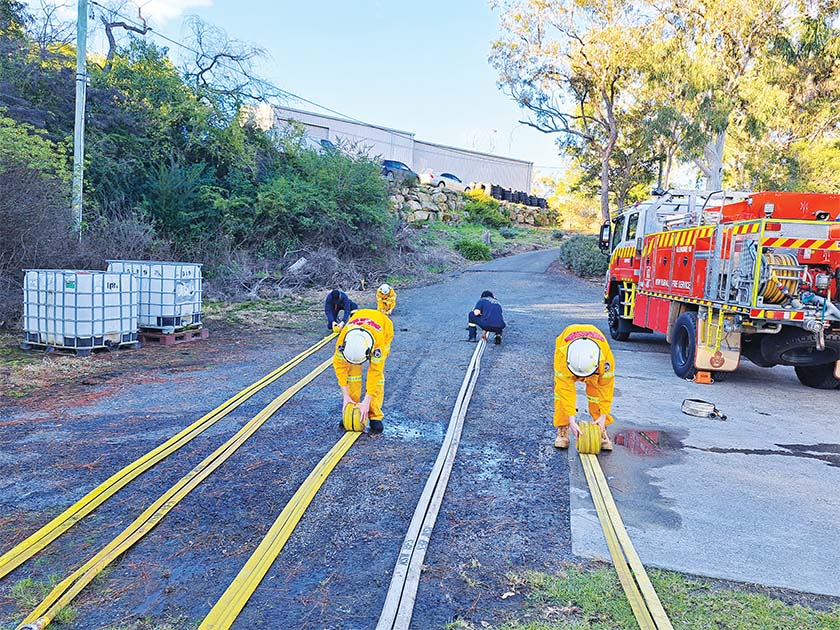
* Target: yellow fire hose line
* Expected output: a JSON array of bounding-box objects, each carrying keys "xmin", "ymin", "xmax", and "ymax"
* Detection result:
[
  {"xmin": 586, "ymin": 455, "xmax": 672, "ymax": 629},
  {"xmin": 580, "ymin": 454, "xmax": 654, "ymax": 630},
  {"xmin": 377, "ymin": 339, "xmax": 487, "ymax": 630},
  {"xmin": 0, "ymin": 333, "xmax": 336, "ymax": 581},
  {"xmin": 199, "ymin": 430, "xmax": 362, "ymax": 629},
  {"xmin": 580, "ymin": 454, "xmax": 673, "ymax": 630},
  {"xmin": 16, "ymin": 358, "xmax": 333, "ymax": 630}
]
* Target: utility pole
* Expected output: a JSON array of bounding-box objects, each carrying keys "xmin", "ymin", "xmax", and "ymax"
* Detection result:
[{"xmin": 72, "ymin": 0, "xmax": 88, "ymax": 241}]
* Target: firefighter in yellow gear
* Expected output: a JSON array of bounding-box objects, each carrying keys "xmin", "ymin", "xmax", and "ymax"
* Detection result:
[
  {"xmin": 376, "ymin": 283, "xmax": 396, "ymax": 315},
  {"xmin": 333, "ymin": 308, "xmax": 394, "ymax": 433},
  {"xmin": 553, "ymin": 324, "xmax": 615, "ymax": 450}
]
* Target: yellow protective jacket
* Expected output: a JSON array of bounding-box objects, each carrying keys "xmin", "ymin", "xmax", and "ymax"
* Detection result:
[
  {"xmin": 377, "ymin": 288, "xmax": 397, "ymax": 314},
  {"xmin": 553, "ymin": 324, "xmax": 616, "ymax": 426},
  {"xmin": 333, "ymin": 308, "xmax": 394, "ymax": 397}
]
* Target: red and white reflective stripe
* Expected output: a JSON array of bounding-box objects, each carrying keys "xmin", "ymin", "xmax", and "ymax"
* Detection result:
[
  {"xmin": 749, "ymin": 309, "xmax": 806, "ymax": 320},
  {"xmin": 762, "ymin": 237, "xmax": 840, "ymax": 250}
]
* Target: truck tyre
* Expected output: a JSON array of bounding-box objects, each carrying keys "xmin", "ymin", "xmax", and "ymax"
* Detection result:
[
  {"xmin": 608, "ymin": 294, "xmax": 631, "ymax": 341},
  {"xmin": 760, "ymin": 330, "xmax": 840, "ymax": 366},
  {"xmin": 794, "ymin": 363, "xmax": 840, "ymax": 389},
  {"xmin": 671, "ymin": 311, "xmax": 698, "ymax": 379}
]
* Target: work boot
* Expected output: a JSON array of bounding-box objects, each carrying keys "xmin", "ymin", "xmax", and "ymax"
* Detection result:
[
  {"xmin": 494, "ymin": 333, "xmax": 502, "ymax": 345},
  {"xmin": 600, "ymin": 428, "xmax": 614, "ymax": 451},
  {"xmin": 369, "ymin": 420, "xmax": 384, "ymax": 434},
  {"xmin": 554, "ymin": 426, "xmax": 570, "ymax": 449},
  {"xmin": 467, "ymin": 327, "xmax": 477, "ymax": 342}
]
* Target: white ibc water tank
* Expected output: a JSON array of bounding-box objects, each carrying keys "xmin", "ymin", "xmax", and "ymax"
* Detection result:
[
  {"xmin": 106, "ymin": 260, "xmax": 203, "ymax": 332},
  {"xmin": 22, "ymin": 270, "xmax": 140, "ymax": 351}
]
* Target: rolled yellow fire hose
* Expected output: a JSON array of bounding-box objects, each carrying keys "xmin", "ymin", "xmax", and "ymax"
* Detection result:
[
  {"xmin": 580, "ymin": 453, "xmax": 673, "ymax": 630},
  {"xmin": 200, "ymin": 430, "xmax": 362, "ymax": 629},
  {"xmin": 16, "ymin": 358, "xmax": 333, "ymax": 630},
  {"xmin": 0, "ymin": 333, "xmax": 336, "ymax": 581}
]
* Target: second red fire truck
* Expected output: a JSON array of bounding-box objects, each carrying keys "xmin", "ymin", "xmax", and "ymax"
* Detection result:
[{"xmin": 601, "ymin": 189, "xmax": 840, "ymax": 389}]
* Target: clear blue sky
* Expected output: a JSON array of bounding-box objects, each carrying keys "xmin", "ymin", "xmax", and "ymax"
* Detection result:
[{"xmin": 146, "ymin": 0, "xmax": 567, "ymax": 175}]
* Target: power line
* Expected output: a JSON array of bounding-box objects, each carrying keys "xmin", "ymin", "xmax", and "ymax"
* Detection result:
[{"xmin": 88, "ymin": 1, "xmax": 415, "ymax": 135}]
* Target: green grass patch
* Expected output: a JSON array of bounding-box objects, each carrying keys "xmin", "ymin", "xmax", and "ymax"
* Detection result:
[
  {"xmin": 203, "ymin": 296, "xmax": 318, "ymax": 329},
  {"xmin": 419, "ymin": 221, "xmax": 556, "ymax": 260},
  {"xmin": 454, "ymin": 238, "xmax": 492, "ymax": 261},
  {"xmin": 499, "ymin": 565, "xmax": 840, "ymax": 630},
  {"xmin": 9, "ymin": 576, "xmax": 78, "ymax": 625},
  {"xmin": 385, "ymin": 275, "xmax": 413, "ymax": 286}
]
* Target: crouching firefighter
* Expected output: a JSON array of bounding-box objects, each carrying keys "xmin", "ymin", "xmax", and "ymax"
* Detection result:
[
  {"xmin": 553, "ymin": 324, "xmax": 615, "ymax": 451},
  {"xmin": 467, "ymin": 290, "xmax": 506, "ymax": 344},
  {"xmin": 333, "ymin": 308, "xmax": 394, "ymax": 434}
]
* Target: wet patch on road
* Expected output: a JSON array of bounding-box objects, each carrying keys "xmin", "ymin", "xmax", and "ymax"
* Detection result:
[
  {"xmin": 687, "ymin": 442, "xmax": 840, "ymax": 468},
  {"xmin": 595, "ymin": 428, "xmax": 688, "ymax": 531}
]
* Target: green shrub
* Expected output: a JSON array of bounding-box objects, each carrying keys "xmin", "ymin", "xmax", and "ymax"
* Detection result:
[
  {"xmin": 498, "ymin": 226, "xmax": 519, "ymax": 239},
  {"xmin": 552, "ymin": 229, "xmax": 565, "ymax": 240},
  {"xmin": 558, "ymin": 234, "xmax": 608, "ymax": 277},
  {"xmin": 463, "ymin": 189, "xmax": 511, "ymax": 228},
  {"xmin": 250, "ymin": 148, "xmax": 392, "ymax": 256},
  {"xmin": 454, "ymin": 238, "xmax": 492, "ymax": 261}
]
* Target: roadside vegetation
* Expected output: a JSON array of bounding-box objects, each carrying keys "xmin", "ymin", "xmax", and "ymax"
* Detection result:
[
  {"xmin": 0, "ymin": 2, "xmax": 563, "ymax": 330},
  {"xmin": 492, "ymin": 0, "xmax": 840, "ymax": 222},
  {"xmin": 558, "ymin": 235, "xmax": 609, "ymax": 278},
  {"xmin": 492, "ymin": 565, "xmax": 840, "ymax": 630}
]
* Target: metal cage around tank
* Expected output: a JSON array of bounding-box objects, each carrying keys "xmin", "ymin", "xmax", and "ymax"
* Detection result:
[
  {"xmin": 106, "ymin": 260, "xmax": 203, "ymax": 333},
  {"xmin": 22, "ymin": 270, "xmax": 140, "ymax": 354}
]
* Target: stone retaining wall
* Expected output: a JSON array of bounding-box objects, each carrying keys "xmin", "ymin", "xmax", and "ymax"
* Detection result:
[{"xmin": 389, "ymin": 184, "xmax": 554, "ymax": 226}]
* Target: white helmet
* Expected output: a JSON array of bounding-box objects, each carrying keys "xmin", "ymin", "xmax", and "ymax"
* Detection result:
[
  {"xmin": 378, "ymin": 283, "xmax": 391, "ymax": 295},
  {"xmin": 340, "ymin": 328, "xmax": 374, "ymax": 364},
  {"xmin": 567, "ymin": 337, "xmax": 600, "ymax": 377}
]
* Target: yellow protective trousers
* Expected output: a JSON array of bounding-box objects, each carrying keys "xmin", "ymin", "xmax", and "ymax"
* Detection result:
[
  {"xmin": 377, "ymin": 290, "xmax": 396, "ymax": 314},
  {"xmin": 552, "ymin": 372, "xmax": 614, "ymax": 428},
  {"xmin": 345, "ymin": 363, "xmax": 385, "ymax": 420}
]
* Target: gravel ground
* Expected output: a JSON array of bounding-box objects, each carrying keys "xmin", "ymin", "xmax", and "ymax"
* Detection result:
[{"xmin": 0, "ymin": 249, "xmax": 603, "ymax": 629}]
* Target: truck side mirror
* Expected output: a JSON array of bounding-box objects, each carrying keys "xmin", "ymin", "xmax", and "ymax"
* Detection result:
[{"xmin": 598, "ymin": 222, "xmax": 611, "ymax": 251}]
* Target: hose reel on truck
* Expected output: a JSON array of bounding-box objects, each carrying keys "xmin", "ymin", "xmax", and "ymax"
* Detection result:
[{"xmin": 737, "ymin": 241, "xmax": 802, "ymax": 305}]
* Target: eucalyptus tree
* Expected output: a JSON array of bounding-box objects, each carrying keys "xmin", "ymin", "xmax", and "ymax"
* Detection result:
[{"xmin": 490, "ymin": 0, "xmax": 653, "ymax": 221}]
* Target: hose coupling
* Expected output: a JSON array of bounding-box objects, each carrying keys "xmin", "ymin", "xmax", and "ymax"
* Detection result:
[
  {"xmin": 803, "ymin": 318, "xmax": 823, "ymax": 333},
  {"xmin": 19, "ymin": 618, "xmax": 50, "ymax": 630}
]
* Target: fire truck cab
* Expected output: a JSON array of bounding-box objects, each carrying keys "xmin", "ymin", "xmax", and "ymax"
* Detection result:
[{"xmin": 600, "ymin": 189, "xmax": 840, "ymax": 389}]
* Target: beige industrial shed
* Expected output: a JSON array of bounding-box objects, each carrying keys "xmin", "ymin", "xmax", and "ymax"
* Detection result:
[{"xmin": 267, "ymin": 105, "xmax": 534, "ymax": 192}]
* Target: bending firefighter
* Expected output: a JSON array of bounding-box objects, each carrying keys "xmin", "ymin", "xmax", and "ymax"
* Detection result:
[
  {"xmin": 325, "ymin": 289, "xmax": 358, "ymax": 332},
  {"xmin": 377, "ymin": 283, "xmax": 397, "ymax": 316},
  {"xmin": 553, "ymin": 324, "xmax": 615, "ymax": 451},
  {"xmin": 333, "ymin": 309, "xmax": 394, "ymax": 434}
]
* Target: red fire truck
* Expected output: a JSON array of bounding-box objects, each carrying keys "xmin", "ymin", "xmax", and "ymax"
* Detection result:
[{"xmin": 600, "ymin": 189, "xmax": 840, "ymax": 388}]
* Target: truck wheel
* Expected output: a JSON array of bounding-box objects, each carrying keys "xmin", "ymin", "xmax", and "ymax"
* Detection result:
[
  {"xmin": 671, "ymin": 311, "xmax": 698, "ymax": 379},
  {"xmin": 608, "ymin": 294, "xmax": 630, "ymax": 341},
  {"xmin": 794, "ymin": 363, "xmax": 840, "ymax": 389},
  {"xmin": 760, "ymin": 330, "xmax": 840, "ymax": 366}
]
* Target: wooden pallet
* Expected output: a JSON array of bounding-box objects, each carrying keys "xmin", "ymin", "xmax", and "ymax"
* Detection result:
[{"xmin": 139, "ymin": 327, "xmax": 209, "ymax": 347}]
